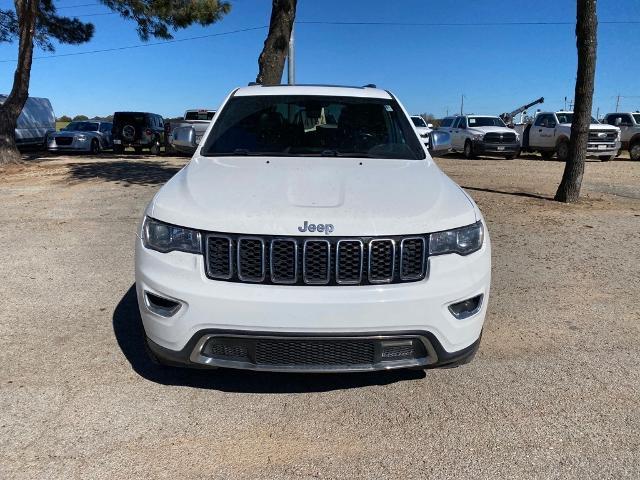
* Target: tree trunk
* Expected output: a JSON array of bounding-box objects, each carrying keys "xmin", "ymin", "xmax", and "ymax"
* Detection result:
[
  {"xmin": 256, "ymin": 0, "xmax": 296, "ymax": 85},
  {"xmin": 554, "ymin": 0, "xmax": 598, "ymax": 203},
  {"xmin": 0, "ymin": 0, "xmax": 39, "ymax": 165}
]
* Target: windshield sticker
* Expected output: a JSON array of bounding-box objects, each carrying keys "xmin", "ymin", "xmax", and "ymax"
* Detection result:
[
  {"xmin": 384, "ymin": 105, "xmax": 393, "ymax": 112},
  {"xmin": 469, "ymin": 118, "xmax": 476, "ymax": 125}
]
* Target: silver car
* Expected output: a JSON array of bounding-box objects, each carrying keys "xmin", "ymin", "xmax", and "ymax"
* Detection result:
[{"xmin": 48, "ymin": 120, "xmax": 113, "ymax": 153}]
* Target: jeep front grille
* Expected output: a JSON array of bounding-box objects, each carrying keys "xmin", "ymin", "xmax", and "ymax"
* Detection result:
[{"xmin": 204, "ymin": 233, "xmax": 429, "ymax": 286}]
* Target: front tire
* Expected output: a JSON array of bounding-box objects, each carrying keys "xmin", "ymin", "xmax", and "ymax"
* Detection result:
[
  {"xmin": 556, "ymin": 139, "xmax": 569, "ymax": 162},
  {"xmin": 149, "ymin": 139, "xmax": 161, "ymax": 155},
  {"xmin": 463, "ymin": 140, "xmax": 475, "ymax": 159},
  {"xmin": 630, "ymin": 142, "xmax": 640, "ymax": 161},
  {"xmin": 90, "ymin": 139, "xmax": 101, "ymax": 155},
  {"xmin": 540, "ymin": 150, "xmax": 554, "ymax": 160}
]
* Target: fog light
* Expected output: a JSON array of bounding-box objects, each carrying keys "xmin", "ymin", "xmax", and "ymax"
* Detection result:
[
  {"xmin": 448, "ymin": 294, "xmax": 483, "ymax": 319},
  {"xmin": 144, "ymin": 291, "xmax": 181, "ymax": 317}
]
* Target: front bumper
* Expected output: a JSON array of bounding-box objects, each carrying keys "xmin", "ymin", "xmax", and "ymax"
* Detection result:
[
  {"xmin": 586, "ymin": 141, "xmax": 620, "ymax": 156},
  {"xmin": 135, "ymin": 232, "xmax": 491, "ymax": 372},
  {"xmin": 472, "ymin": 140, "xmax": 520, "ymax": 156},
  {"xmin": 47, "ymin": 138, "xmax": 91, "ymax": 152}
]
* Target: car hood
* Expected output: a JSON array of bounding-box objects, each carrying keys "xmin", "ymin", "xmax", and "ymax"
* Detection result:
[
  {"xmin": 52, "ymin": 130, "xmax": 97, "ymax": 136},
  {"xmin": 415, "ymin": 126, "xmax": 432, "ymax": 135},
  {"xmin": 149, "ymin": 156, "xmax": 477, "ymax": 236},
  {"xmin": 557, "ymin": 123, "xmax": 619, "ymax": 131},
  {"xmin": 468, "ymin": 126, "xmax": 514, "ymax": 134}
]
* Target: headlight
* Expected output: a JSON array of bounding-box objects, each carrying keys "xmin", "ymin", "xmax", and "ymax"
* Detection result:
[
  {"xmin": 142, "ymin": 217, "xmax": 202, "ymax": 254},
  {"xmin": 76, "ymin": 134, "xmax": 87, "ymax": 141},
  {"xmin": 429, "ymin": 221, "xmax": 484, "ymax": 256},
  {"xmin": 617, "ymin": 131, "xmax": 621, "ymax": 141},
  {"xmin": 472, "ymin": 134, "xmax": 484, "ymax": 141}
]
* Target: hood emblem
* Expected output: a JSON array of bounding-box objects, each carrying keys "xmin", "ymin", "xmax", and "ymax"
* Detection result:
[
  {"xmin": 597, "ymin": 132, "xmax": 607, "ymax": 138},
  {"xmin": 298, "ymin": 221, "xmax": 334, "ymax": 235}
]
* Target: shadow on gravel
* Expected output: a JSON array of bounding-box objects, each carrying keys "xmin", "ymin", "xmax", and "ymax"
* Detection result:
[
  {"xmin": 68, "ymin": 160, "xmax": 181, "ymax": 186},
  {"xmin": 461, "ymin": 185, "xmax": 551, "ymax": 201},
  {"xmin": 113, "ymin": 285, "xmax": 425, "ymax": 393}
]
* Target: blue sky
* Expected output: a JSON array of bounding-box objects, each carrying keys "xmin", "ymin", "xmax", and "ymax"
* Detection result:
[{"xmin": 1, "ymin": 0, "xmax": 639, "ymax": 118}]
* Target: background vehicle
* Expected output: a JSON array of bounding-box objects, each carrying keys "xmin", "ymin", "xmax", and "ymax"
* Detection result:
[
  {"xmin": 135, "ymin": 84, "xmax": 490, "ymax": 373},
  {"xmin": 516, "ymin": 111, "xmax": 620, "ymax": 162},
  {"xmin": 499, "ymin": 97, "xmax": 545, "ymax": 127},
  {"xmin": 47, "ymin": 120, "xmax": 113, "ymax": 154},
  {"xmin": 1, "ymin": 95, "xmax": 55, "ymax": 148},
  {"xmin": 603, "ymin": 112, "xmax": 640, "ymax": 161},
  {"xmin": 410, "ymin": 115, "xmax": 433, "ymax": 147},
  {"xmin": 112, "ymin": 111, "xmax": 164, "ymax": 154},
  {"xmin": 170, "ymin": 109, "xmax": 216, "ymax": 155},
  {"xmin": 440, "ymin": 114, "xmax": 520, "ymax": 159}
]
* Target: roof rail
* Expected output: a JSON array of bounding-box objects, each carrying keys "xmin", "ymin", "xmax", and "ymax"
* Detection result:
[
  {"xmin": 247, "ymin": 82, "xmax": 260, "ymax": 86},
  {"xmin": 362, "ymin": 84, "xmax": 377, "ymax": 88}
]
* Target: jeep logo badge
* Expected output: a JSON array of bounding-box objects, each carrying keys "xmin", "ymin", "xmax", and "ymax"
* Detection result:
[{"xmin": 298, "ymin": 221, "xmax": 334, "ymax": 235}]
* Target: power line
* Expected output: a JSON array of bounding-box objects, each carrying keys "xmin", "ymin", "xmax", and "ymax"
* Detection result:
[
  {"xmin": 0, "ymin": 25, "xmax": 268, "ymax": 63},
  {"xmin": 2, "ymin": 18, "xmax": 640, "ymax": 63},
  {"xmin": 297, "ymin": 20, "xmax": 640, "ymax": 26},
  {"xmin": 55, "ymin": 2, "xmax": 100, "ymax": 9}
]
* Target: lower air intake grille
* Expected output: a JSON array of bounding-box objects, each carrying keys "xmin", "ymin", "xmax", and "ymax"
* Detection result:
[
  {"xmin": 55, "ymin": 136, "xmax": 73, "ymax": 146},
  {"xmin": 255, "ymin": 340, "xmax": 375, "ymax": 367}
]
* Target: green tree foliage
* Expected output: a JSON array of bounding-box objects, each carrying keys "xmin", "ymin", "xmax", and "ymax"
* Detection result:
[
  {"xmin": 57, "ymin": 115, "xmax": 72, "ymax": 123},
  {"xmin": 0, "ymin": 0, "xmax": 231, "ymax": 164},
  {"xmin": 73, "ymin": 114, "xmax": 89, "ymax": 121}
]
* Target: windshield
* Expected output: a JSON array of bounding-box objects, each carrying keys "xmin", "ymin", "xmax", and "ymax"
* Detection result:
[
  {"xmin": 467, "ymin": 116, "xmax": 506, "ymax": 128},
  {"xmin": 185, "ymin": 111, "xmax": 215, "ymax": 121},
  {"xmin": 633, "ymin": 114, "xmax": 640, "ymax": 124},
  {"xmin": 411, "ymin": 116, "xmax": 427, "ymax": 127},
  {"xmin": 201, "ymin": 95, "xmax": 425, "ymax": 159},
  {"xmin": 556, "ymin": 113, "xmax": 598, "ymax": 124},
  {"xmin": 64, "ymin": 122, "xmax": 99, "ymax": 132}
]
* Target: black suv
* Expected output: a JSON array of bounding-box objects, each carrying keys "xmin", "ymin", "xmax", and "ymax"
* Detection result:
[{"xmin": 112, "ymin": 112, "xmax": 165, "ymax": 154}]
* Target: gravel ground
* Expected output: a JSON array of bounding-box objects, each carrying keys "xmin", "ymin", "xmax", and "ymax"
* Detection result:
[{"xmin": 0, "ymin": 152, "xmax": 638, "ymax": 479}]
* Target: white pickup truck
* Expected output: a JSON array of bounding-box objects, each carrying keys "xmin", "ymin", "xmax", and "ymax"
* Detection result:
[
  {"xmin": 602, "ymin": 112, "xmax": 640, "ymax": 161},
  {"xmin": 170, "ymin": 109, "xmax": 216, "ymax": 155},
  {"xmin": 516, "ymin": 111, "xmax": 621, "ymax": 162},
  {"xmin": 439, "ymin": 114, "xmax": 520, "ymax": 159}
]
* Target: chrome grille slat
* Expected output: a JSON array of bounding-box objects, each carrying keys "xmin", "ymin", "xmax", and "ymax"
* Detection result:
[
  {"xmin": 270, "ymin": 239, "xmax": 298, "ymax": 284},
  {"xmin": 400, "ymin": 237, "xmax": 427, "ymax": 281},
  {"xmin": 336, "ymin": 239, "xmax": 364, "ymax": 285},
  {"xmin": 237, "ymin": 237, "xmax": 265, "ymax": 282},
  {"xmin": 368, "ymin": 239, "xmax": 396, "ymax": 283},
  {"xmin": 204, "ymin": 234, "xmax": 428, "ymax": 286},
  {"xmin": 205, "ymin": 235, "xmax": 233, "ymax": 280},
  {"xmin": 303, "ymin": 239, "xmax": 331, "ymax": 285}
]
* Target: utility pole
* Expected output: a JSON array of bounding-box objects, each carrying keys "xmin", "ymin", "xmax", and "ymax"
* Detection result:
[
  {"xmin": 564, "ymin": 96, "xmax": 567, "ymax": 110},
  {"xmin": 460, "ymin": 94, "xmax": 465, "ymax": 115},
  {"xmin": 287, "ymin": 24, "xmax": 295, "ymax": 85},
  {"xmin": 615, "ymin": 94, "xmax": 620, "ymax": 112},
  {"xmin": 446, "ymin": 107, "xmax": 449, "ymax": 116},
  {"xmin": 596, "ymin": 106, "xmax": 600, "ymax": 120}
]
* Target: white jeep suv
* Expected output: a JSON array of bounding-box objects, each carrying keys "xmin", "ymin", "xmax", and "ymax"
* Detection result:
[{"xmin": 135, "ymin": 84, "xmax": 491, "ymax": 372}]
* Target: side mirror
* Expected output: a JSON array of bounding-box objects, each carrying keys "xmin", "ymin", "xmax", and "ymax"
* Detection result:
[
  {"xmin": 171, "ymin": 125, "xmax": 196, "ymax": 148},
  {"xmin": 429, "ymin": 130, "xmax": 451, "ymax": 154},
  {"xmin": 614, "ymin": 118, "xmax": 622, "ymax": 126},
  {"xmin": 427, "ymin": 123, "xmax": 434, "ymax": 129}
]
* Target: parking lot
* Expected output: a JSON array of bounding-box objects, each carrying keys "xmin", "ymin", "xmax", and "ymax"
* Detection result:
[{"xmin": 1, "ymin": 153, "xmax": 639, "ymax": 479}]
